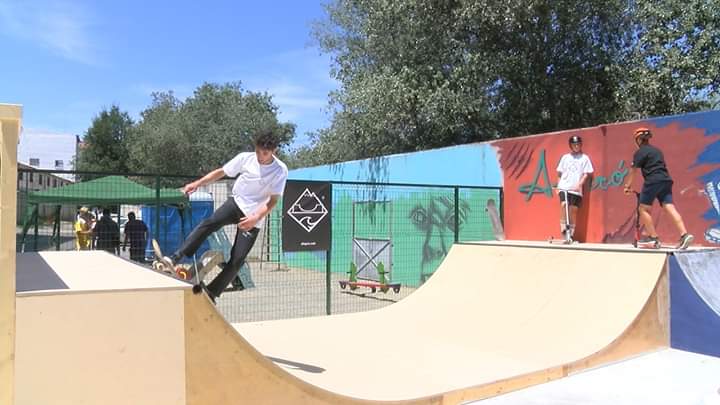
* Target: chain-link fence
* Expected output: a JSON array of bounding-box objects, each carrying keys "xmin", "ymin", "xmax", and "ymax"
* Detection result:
[{"xmin": 17, "ymin": 169, "xmax": 502, "ymax": 322}]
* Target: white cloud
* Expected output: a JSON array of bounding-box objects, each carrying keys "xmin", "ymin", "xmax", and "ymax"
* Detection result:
[
  {"xmin": 231, "ymin": 48, "xmax": 337, "ymax": 132},
  {"xmin": 0, "ymin": 1, "xmax": 100, "ymax": 65}
]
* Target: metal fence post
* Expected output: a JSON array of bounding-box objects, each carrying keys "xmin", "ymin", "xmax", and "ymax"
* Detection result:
[
  {"xmin": 155, "ymin": 176, "xmax": 160, "ymax": 245},
  {"xmin": 326, "ymin": 249, "xmax": 332, "ymax": 315},
  {"xmin": 454, "ymin": 187, "xmax": 460, "ymax": 243}
]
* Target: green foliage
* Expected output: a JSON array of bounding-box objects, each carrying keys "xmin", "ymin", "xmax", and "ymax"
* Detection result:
[
  {"xmin": 75, "ymin": 105, "xmax": 133, "ymax": 179},
  {"xmin": 299, "ymin": 0, "xmax": 720, "ymax": 165},
  {"xmin": 616, "ymin": 0, "xmax": 720, "ymax": 119},
  {"xmin": 126, "ymin": 82, "xmax": 295, "ymax": 178}
]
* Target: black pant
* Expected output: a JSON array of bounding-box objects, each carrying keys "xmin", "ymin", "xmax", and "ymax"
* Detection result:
[{"xmin": 175, "ymin": 198, "xmax": 259, "ymax": 298}]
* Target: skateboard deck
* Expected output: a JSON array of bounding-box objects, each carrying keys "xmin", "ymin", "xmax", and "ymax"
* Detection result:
[
  {"xmin": 486, "ymin": 198, "xmax": 505, "ymax": 241},
  {"xmin": 150, "ymin": 239, "xmax": 223, "ymax": 282}
]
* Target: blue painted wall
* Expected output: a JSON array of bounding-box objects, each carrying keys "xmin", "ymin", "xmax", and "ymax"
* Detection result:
[
  {"xmin": 289, "ymin": 143, "xmax": 502, "ymax": 186},
  {"xmin": 669, "ymin": 251, "xmax": 720, "ymax": 358}
]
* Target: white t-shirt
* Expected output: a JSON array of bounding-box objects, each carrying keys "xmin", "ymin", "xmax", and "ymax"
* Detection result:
[
  {"xmin": 222, "ymin": 152, "xmax": 288, "ymax": 228},
  {"xmin": 556, "ymin": 152, "xmax": 593, "ymax": 197}
]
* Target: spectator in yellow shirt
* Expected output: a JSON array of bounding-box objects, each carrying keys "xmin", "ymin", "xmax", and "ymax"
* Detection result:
[{"xmin": 74, "ymin": 207, "xmax": 93, "ymax": 250}]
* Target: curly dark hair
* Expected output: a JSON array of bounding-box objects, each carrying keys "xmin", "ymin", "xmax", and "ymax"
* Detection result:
[{"xmin": 253, "ymin": 128, "xmax": 281, "ymax": 150}]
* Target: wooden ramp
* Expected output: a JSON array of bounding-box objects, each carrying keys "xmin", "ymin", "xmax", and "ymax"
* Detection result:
[{"xmin": 16, "ymin": 243, "xmax": 671, "ymax": 405}]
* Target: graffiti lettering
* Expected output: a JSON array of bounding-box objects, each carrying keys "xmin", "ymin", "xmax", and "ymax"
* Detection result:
[
  {"xmin": 518, "ymin": 150, "xmax": 630, "ymax": 200},
  {"xmin": 518, "ymin": 150, "xmax": 553, "ymax": 201},
  {"xmin": 592, "ymin": 160, "xmax": 629, "ymax": 190}
]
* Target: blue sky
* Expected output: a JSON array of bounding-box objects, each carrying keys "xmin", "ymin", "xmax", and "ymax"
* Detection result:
[{"xmin": 1, "ymin": 0, "xmax": 337, "ymax": 159}]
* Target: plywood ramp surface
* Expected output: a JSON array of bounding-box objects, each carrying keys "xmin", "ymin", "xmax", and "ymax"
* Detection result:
[
  {"xmin": 188, "ymin": 244, "xmax": 669, "ymax": 403},
  {"xmin": 17, "ymin": 251, "xmax": 187, "ymax": 292},
  {"xmin": 16, "ymin": 289, "xmax": 186, "ymax": 405}
]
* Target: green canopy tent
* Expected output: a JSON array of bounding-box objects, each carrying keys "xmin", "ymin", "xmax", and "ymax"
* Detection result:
[{"xmin": 20, "ymin": 175, "xmax": 188, "ymax": 252}]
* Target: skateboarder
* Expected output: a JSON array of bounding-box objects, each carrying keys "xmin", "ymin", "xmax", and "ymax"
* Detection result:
[
  {"xmin": 556, "ymin": 135, "xmax": 594, "ymax": 243},
  {"xmin": 623, "ymin": 127, "xmax": 694, "ymax": 249},
  {"xmin": 160, "ymin": 129, "xmax": 288, "ymax": 302}
]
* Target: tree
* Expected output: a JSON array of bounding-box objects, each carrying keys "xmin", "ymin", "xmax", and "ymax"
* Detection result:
[
  {"xmin": 126, "ymin": 82, "xmax": 295, "ymax": 180},
  {"xmin": 301, "ymin": 0, "xmax": 720, "ymax": 166},
  {"xmin": 75, "ymin": 105, "xmax": 133, "ymax": 178},
  {"xmin": 615, "ymin": 0, "xmax": 720, "ymax": 119}
]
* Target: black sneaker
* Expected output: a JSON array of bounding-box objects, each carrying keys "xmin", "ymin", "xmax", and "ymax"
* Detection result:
[
  {"xmin": 678, "ymin": 233, "xmax": 694, "ymax": 250},
  {"xmin": 637, "ymin": 236, "xmax": 660, "ymax": 248}
]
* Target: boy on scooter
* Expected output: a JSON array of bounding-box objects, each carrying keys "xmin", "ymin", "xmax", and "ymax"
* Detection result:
[
  {"xmin": 623, "ymin": 127, "xmax": 694, "ymax": 249},
  {"xmin": 556, "ymin": 135, "xmax": 594, "ymax": 243}
]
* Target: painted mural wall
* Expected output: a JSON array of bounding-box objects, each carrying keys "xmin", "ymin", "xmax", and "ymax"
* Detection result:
[
  {"xmin": 493, "ymin": 110, "xmax": 720, "ymax": 246},
  {"xmin": 288, "ymin": 110, "xmax": 720, "ymax": 261},
  {"xmin": 287, "ymin": 143, "xmax": 503, "ymax": 284},
  {"xmin": 277, "ymin": 187, "xmax": 500, "ymax": 287}
]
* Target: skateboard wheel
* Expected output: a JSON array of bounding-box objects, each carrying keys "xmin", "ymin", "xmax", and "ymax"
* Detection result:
[
  {"xmin": 370, "ymin": 287, "xmax": 376, "ymax": 293},
  {"xmin": 176, "ymin": 269, "xmax": 190, "ymax": 280},
  {"xmin": 393, "ymin": 286, "xmax": 400, "ymax": 293},
  {"xmin": 339, "ymin": 282, "xmax": 346, "ymax": 289}
]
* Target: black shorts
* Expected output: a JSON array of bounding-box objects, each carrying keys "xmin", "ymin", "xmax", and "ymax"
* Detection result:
[
  {"xmin": 558, "ymin": 190, "xmax": 582, "ymax": 207},
  {"xmin": 640, "ymin": 181, "xmax": 673, "ymax": 206}
]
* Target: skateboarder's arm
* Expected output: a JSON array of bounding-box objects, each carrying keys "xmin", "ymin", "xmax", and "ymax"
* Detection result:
[
  {"xmin": 575, "ymin": 173, "xmax": 589, "ymax": 191},
  {"xmin": 183, "ymin": 168, "xmax": 225, "ymax": 195},
  {"xmin": 238, "ymin": 195, "xmax": 280, "ymax": 231}
]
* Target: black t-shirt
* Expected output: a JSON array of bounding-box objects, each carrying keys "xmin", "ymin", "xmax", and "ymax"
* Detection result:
[
  {"xmin": 95, "ymin": 217, "xmax": 120, "ymax": 249},
  {"xmin": 632, "ymin": 144, "xmax": 672, "ymax": 185},
  {"xmin": 124, "ymin": 219, "xmax": 148, "ymax": 249}
]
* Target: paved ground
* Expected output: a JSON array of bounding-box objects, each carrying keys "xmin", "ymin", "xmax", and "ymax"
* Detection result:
[{"xmin": 213, "ymin": 260, "xmax": 417, "ymax": 323}]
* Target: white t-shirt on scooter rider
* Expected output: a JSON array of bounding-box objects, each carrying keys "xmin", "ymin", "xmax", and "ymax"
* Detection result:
[
  {"xmin": 222, "ymin": 152, "xmax": 288, "ymax": 229},
  {"xmin": 556, "ymin": 153, "xmax": 593, "ymax": 197}
]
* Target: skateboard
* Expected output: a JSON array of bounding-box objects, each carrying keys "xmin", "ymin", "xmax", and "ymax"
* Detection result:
[
  {"xmin": 338, "ymin": 280, "xmax": 401, "ymax": 293},
  {"xmin": 485, "ymin": 198, "xmax": 505, "ymax": 241},
  {"xmin": 151, "ymin": 239, "xmax": 223, "ymax": 282},
  {"xmin": 339, "ymin": 261, "xmax": 401, "ymax": 294}
]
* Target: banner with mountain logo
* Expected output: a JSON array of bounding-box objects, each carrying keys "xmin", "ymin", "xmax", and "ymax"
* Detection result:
[{"xmin": 282, "ymin": 181, "xmax": 331, "ymax": 251}]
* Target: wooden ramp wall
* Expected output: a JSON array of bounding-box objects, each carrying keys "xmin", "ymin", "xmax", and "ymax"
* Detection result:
[
  {"xmin": 13, "ymin": 244, "xmax": 672, "ymax": 404},
  {"xmin": 186, "ymin": 244, "xmax": 670, "ymax": 404}
]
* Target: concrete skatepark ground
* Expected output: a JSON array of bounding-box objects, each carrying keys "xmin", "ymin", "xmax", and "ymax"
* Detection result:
[{"xmin": 13, "ymin": 241, "xmax": 720, "ymax": 404}]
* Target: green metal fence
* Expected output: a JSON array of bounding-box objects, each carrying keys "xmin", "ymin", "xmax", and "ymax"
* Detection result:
[{"xmin": 16, "ymin": 169, "xmax": 503, "ymax": 322}]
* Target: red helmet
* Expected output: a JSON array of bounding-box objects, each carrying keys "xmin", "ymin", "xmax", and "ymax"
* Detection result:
[{"xmin": 634, "ymin": 127, "xmax": 652, "ymax": 142}]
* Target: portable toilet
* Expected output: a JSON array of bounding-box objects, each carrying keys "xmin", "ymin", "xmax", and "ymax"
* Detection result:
[{"xmin": 142, "ymin": 191, "xmax": 214, "ymax": 262}]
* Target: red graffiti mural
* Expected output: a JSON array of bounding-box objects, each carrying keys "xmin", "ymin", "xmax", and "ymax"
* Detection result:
[{"xmin": 493, "ymin": 121, "xmax": 720, "ymax": 246}]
